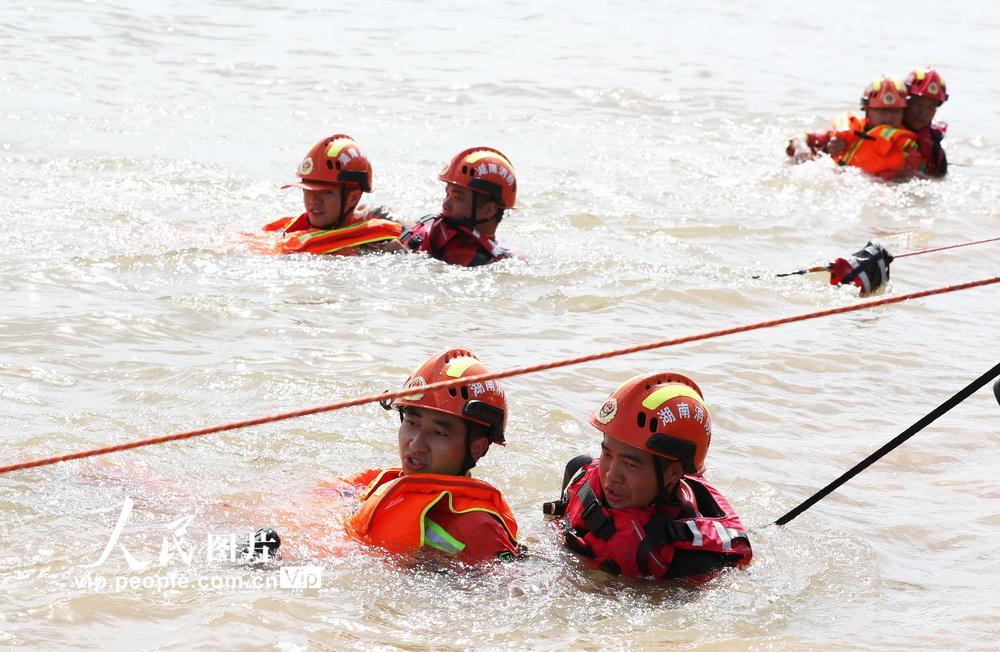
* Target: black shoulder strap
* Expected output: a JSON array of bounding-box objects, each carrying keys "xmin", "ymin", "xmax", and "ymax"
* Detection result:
[
  {"xmin": 543, "ymin": 456, "xmax": 595, "ymax": 517},
  {"xmin": 576, "ymin": 480, "xmax": 616, "ymax": 541},
  {"xmin": 635, "ymin": 512, "xmax": 694, "ymax": 576}
]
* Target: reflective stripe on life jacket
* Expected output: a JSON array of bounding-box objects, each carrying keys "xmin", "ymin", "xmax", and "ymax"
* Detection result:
[
  {"xmin": 260, "ymin": 204, "xmax": 401, "ymax": 255},
  {"xmin": 273, "ymin": 218, "xmax": 401, "ymax": 255},
  {"xmin": 549, "ymin": 461, "xmax": 751, "ymax": 578},
  {"xmin": 834, "ymin": 116, "xmax": 920, "ymax": 180},
  {"xmin": 343, "ymin": 468, "xmax": 519, "ymax": 554},
  {"xmin": 399, "ymin": 215, "xmax": 510, "ymax": 267}
]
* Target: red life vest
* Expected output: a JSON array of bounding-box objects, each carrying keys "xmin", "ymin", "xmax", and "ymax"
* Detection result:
[
  {"xmin": 548, "ymin": 461, "xmax": 751, "ymax": 579},
  {"xmin": 343, "ymin": 468, "xmax": 519, "ymax": 557},
  {"xmin": 260, "ymin": 204, "xmax": 401, "ymax": 255},
  {"xmin": 399, "ymin": 215, "xmax": 510, "ymax": 267},
  {"xmin": 911, "ymin": 124, "xmax": 948, "ymax": 178},
  {"xmin": 833, "ymin": 116, "xmax": 921, "ymax": 180}
]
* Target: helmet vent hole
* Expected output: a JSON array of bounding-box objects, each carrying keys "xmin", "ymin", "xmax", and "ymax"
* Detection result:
[
  {"xmin": 326, "ymin": 160, "xmax": 334, "ymax": 170},
  {"xmin": 448, "ymin": 388, "xmax": 457, "ymax": 397},
  {"xmin": 649, "ymin": 418, "xmax": 658, "ymax": 433},
  {"xmin": 460, "ymin": 386, "xmax": 469, "ymax": 400},
  {"xmin": 636, "ymin": 413, "xmax": 646, "ymax": 428}
]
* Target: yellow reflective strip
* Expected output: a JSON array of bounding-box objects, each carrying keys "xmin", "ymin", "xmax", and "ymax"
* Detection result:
[
  {"xmin": 440, "ymin": 492, "xmax": 516, "ymax": 541},
  {"xmin": 871, "ymin": 78, "xmax": 882, "ymax": 91},
  {"xmin": 325, "ymin": 137, "xmax": 356, "ymax": 159},
  {"xmin": 418, "ymin": 492, "xmax": 448, "ymax": 548},
  {"xmin": 424, "ymin": 517, "xmax": 465, "ymax": 554},
  {"xmin": 641, "ymin": 385, "xmax": 703, "ymax": 410},
  {"xmin": 296, "ymin": 222, "xmax": 366, "ymax": 242},
  {"xmin": 464, "ymin": 150, "xmax": 513, "ymax": 168},
  {"xmin": 445, "ymin": 356, "xmax": 479, "ymax": 377},
  {"xmin": 842, "ymin": 137, "xmax": 865, "ymax": 165}
]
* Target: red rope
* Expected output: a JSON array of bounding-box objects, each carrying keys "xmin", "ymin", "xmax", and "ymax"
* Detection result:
[
  {"xmin": 3, "ymin": 274, "xmax": 999, "ymax": 475},
  {"xmin": 894, "ymin": 235, "xmax": 1000, "ymax": 259}
]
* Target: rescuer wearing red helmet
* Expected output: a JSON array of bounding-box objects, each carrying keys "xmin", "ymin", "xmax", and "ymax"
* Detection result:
[
  {"xmin": 786, "ymin": 76, "xmax": 921, "ymax": 180},
  {"xmin": 903, "ymin": 67, "xmax": 949, "ymax": 177},
  {"xmin": 394, "ymin": 147, "xmax": 516, "ymax": 266},
  {"xmin": 543, "ymin": 372, "xmax": 752, "ymax": 579},
  {"xmin": 341, "ymin": 349, "xmax": 522, "ymax": 563},
  {"xmin": 260, "ymin": 134, "xmax": 402, "ymax": 255}
]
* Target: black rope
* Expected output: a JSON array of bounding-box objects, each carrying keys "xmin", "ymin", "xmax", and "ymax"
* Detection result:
[{"xmin": 773, "ymin": 361, "xmax": 1000, "ymax": 527}]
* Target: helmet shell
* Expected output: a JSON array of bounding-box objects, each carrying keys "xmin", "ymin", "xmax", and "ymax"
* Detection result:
[
  {"xmin": 861, "ymin": 76, "xmax": 908, "ymax": 110},
  {"xmin": 589, "ymin": 372, "xmax": 711, "ymax": 475},
  {"xmin": 282, "ymin": 134, "xmax": 372, "ymax": 193},
  {"xmin": 392, "ymin": 349, "xmax": 507, "ymax": 444},
  {"xmin": 905, "ymin": 67, "xmax": 948, "ymax": 104},
  {"xmin": 438, "ymin": 147, "xmax": 517, "ymax": 209}
]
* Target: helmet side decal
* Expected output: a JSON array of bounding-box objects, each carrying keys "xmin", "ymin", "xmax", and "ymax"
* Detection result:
[{"xmin": 402, "ymin": 376, "xmax": 426, "ymax": 401}]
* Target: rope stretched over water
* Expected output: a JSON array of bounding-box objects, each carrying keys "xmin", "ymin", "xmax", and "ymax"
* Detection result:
[
  {"xmin": 769, "ymin": 234, "xmax": 1000, "ymax": 277},
  {"xmin": 893, "ymin": 234, "xmax": 1000, "ymax": 259},
  {"xmin": 2, "ymin": 273, "xmax": 998, "ymax": 476}
]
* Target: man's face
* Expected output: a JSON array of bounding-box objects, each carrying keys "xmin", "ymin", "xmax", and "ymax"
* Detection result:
[
  {"xmin": 904, "ymin": 95, "xmax": 939, "ymax": 131},
  {"xmin": 441, "ymin": 184, "xmax": 496, "ymax": 223},
  {"xmin": 303, "ymin": 187, "xmax": 345, "ymax": 229},
  {"xmin": 397, "ymin": 406, "xmax": 469, "ymax": 476},
  {"xmin": 598, "ymin": 435, "xmax": 662, "ymax": 509},
  {"xmin": 866, "ymin": 107, "xmax": 904, "ymax": 128}
]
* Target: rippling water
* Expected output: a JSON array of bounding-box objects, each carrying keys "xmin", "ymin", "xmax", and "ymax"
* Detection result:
[{"xmin": 3, "ymin": 0, "xmax": 1000, "ymax": 649}]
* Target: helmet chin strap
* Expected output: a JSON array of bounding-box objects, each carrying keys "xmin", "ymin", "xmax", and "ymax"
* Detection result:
[
  {"xmin": 651, "ymin": 457, "xmax": 673, "ymax": 504},
  {"xmin": 444, "ymin": 192, "xmax": 496, "ymax": 230},
  {"xmin": 460, "ymin": 430, "xmax": 479, "ymax": 475},
  {"xmin": 335, "ymin": 186, "xmax": 351, "ymax": 229}
]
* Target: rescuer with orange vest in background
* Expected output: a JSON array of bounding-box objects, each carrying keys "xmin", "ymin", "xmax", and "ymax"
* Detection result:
[
  {"xmin": 787, "ymin": 76, "xmax": 921, "ymax": 181},
  {"xmin": 261, "ymin": 134, "xmax": 401, "ymax": 255}
]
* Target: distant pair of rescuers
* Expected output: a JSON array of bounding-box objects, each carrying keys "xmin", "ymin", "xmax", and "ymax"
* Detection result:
[
  {"xmin": 262, "ymin": 135, "xmax": 514, "ymax": 266},
  {"xmin": 308, "ymin": 348, "xmax": 752, "ymax": 579},
  {"xmin": 786, "ymin": 67, "xmax": 949, "ymax": 180}
]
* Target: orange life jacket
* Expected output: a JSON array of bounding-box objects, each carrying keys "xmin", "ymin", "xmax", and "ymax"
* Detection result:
[
  {"xmin": 260, "ymin": 214, "xmax": 401, "ymax": 255},
  {"xmin": 833, "ymin": 116, "xmax": 920, "ymax": 180},
  {"xmin": 257, "ymin": 203, "xmax": 401, "ymax": 255},
  {"xmin": 343, "ymin": 468, "xmax": 518, "ymax": 554}
]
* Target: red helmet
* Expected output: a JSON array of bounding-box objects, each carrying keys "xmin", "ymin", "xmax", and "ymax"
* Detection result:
[
  {"xmin": 282, "ymin": 134, "xmax": 372, "ymax": 193},
  {"xmin": 860, "ymin": 76, "xmax": 908, "ymax": 110},
  {"xmin": 391, "ymin": 349, "xmax": 507, "ymax": 444},
  {"xmin": 438, "ymin": 147, "xmax": 517, "ymax": 209},
  {"xmin": 589, "ymin": 372, "xmax": 711, "ymax": 475},
  {"xmin": 905, "ymin": 67, "xmax": 948, "ymax": 104}
]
